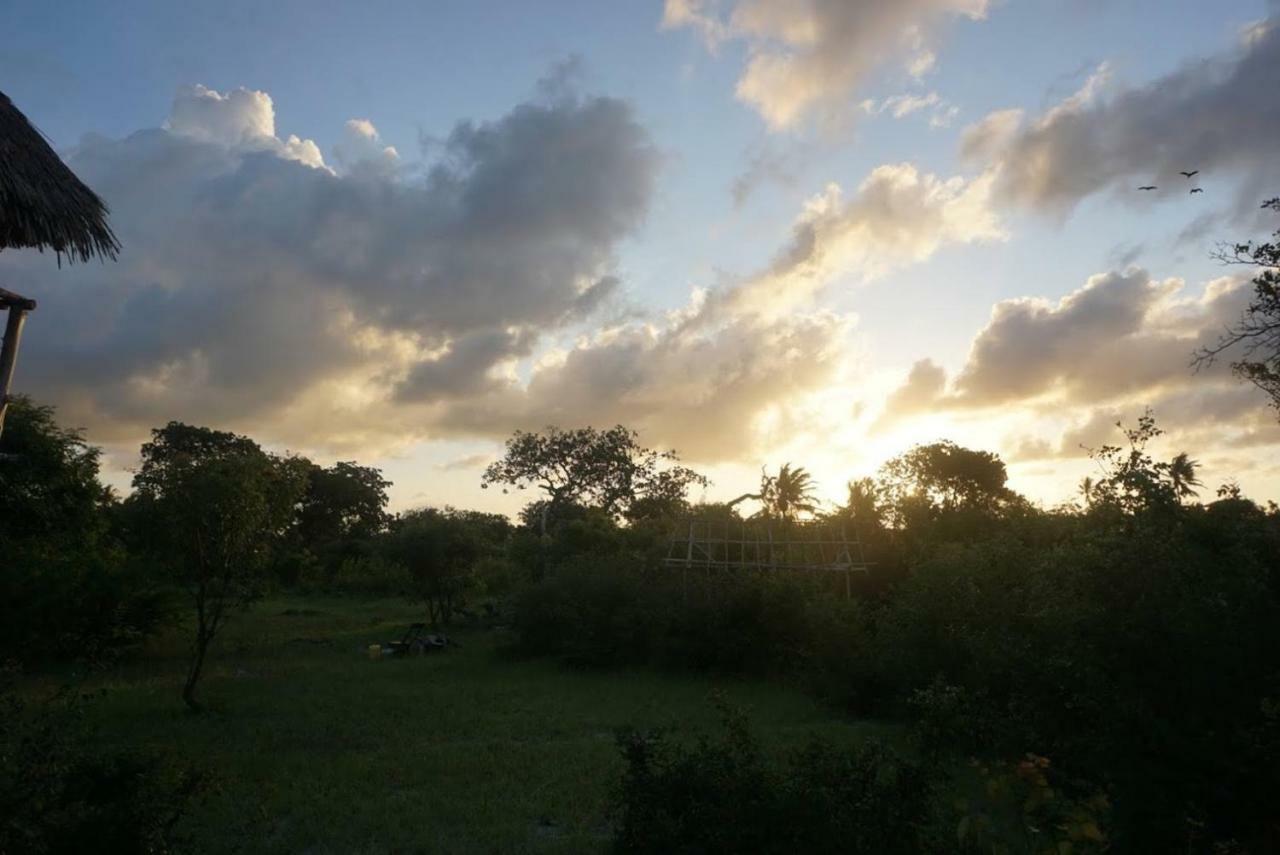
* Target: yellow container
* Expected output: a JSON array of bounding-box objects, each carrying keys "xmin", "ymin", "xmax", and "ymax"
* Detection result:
[{"xmin": 367, "ymin": 644, "xmax": 382, "ymax": 661}]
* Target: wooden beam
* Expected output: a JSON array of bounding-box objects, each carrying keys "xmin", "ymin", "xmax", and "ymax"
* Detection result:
[{"xmin": 0, "ymin": 296, "xmax": 34, "ymax": 440}]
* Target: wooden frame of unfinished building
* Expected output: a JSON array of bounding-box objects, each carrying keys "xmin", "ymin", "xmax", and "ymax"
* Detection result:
[{"xmin": 663, "ymin": 517, "xmax": 870, "ymax": 598}]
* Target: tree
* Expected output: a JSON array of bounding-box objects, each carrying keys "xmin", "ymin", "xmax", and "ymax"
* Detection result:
[
  {"xmin": 878, "ymin": 441, "xmax": 1012, "ymax": 519},
  {"xmin": 130, "ymin": 423, "xmax": 306, "ymax": 710},
  {"xmin": 0, "ymin": 395, "xmax": 112, "ymax": 551},
  {"xmin": 842, "ymin": 477, "xmax": 885, "ymax": 531},
  {"xmin": 1195, "ymin": 197, "xmax": 1280, "ymax": 414},
  {"xmin": 1085, "ymin": 411, "xmax": 1202, "ymax": 515},
  {"xmin": 728, "ymin": 463, "xmax": 820, "ymax": 521},
  {"xmin": 381, "ymin": 507, "xmax": 503, "ymax": 626},
  {"xmin": 1168, "ymin": 452, "xmax": 1203, "ymax": 502},
  {"xmin": 482, "ymin": 426, "xmax": 707, "ymax": 535},
  {"xmin": 293, "ymin": 460, "xmax": 391, "ymax": 563}
]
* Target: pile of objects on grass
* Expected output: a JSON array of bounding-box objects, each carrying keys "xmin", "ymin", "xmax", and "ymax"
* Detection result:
[{"xmin": 367, "ymin": 622, "xmax": 456, "ymax": 660}]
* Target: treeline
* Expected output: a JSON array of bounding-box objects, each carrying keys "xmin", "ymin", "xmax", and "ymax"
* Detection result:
[
  {"xmin": 499, "ymin": 420, "xmax": 1280, "ymax": 852},
  {"xmin": 5, "ymin": 398, "xmax": 1280, "ymax": 851}
]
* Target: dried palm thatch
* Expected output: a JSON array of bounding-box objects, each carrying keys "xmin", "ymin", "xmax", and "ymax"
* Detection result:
[{"xmin": 0, "ymin": 90, "xmax": 119, "ymax": 264}]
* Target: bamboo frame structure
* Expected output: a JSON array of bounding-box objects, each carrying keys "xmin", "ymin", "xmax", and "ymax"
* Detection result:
[{"xmin": 663, "ymin": 518, "xmax": 870, "ymax": 597}]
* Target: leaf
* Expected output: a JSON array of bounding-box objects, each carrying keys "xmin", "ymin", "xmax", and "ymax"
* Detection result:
[{"xmin": 956, "ymin": 815, "xmax": 970, "ymax": 844}]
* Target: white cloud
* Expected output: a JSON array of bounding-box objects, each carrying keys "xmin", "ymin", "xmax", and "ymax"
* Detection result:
[
  {"xmin": 964, "ymin": 19, "xmax": 1280, "ymax": 215},
  {"xmin": 3, "ymin": 80, "xmax": 657, "ymax": 454},
  {"xmin": 663, "ymin": 0, "xmax": 989, "ymax": 129},
  {"xmin": 165, "ymin": 84, "xmax": 326, "ymax": 169}
]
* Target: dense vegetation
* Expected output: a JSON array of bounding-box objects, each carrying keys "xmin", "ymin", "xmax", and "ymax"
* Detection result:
[{"xmin": 3, "ymin": 389, "xmax": 1279, "ymax": 852}]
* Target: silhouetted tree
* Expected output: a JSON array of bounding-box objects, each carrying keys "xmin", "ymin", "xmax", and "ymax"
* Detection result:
[
  {"xmin": 1196, "ymin": 197, "xmax": 1280, "ymax": 414},
  {"xmin": 482, "ymin": 426, "xmax": 707, "ymax": 535},
  {"xmin": 728, "ymin": 463, "xmax": 820, "ymax": 521},
  {"xmin": 381, "ymin": 507, "xmax": 496, "ymax": 626},
  {"xmin": 293, "ymin": 460, "xmax": 391, "ymax": 566},
  {"xmin": 878, "ymin": 440, "xmax": 1012, "ymax": 521},
  {"xmin": 1168, "ymin": 452, "xmax": 1203, "ymax": 502}
]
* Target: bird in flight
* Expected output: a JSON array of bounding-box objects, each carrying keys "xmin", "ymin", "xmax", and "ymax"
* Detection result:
[
  {"xmin": 1181, "ymin": 170, "xmax": 1199, "ymax": 178},
  {"xmin": 1138, "ymin": 185, "xmax": 1158, "ymax": 191},
  {"xmin": 1190, "ymin": 187, "xmax": 1204, "ymax": 194}
]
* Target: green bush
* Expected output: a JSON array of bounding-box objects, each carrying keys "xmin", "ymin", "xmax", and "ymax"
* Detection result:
[
  {"xmin": 613, "ymin": 702, "xmax": 938, "ymax": 854},
  {"xmin": 0, "ymin": 679, "xmax": 205, "ymax": 854}
]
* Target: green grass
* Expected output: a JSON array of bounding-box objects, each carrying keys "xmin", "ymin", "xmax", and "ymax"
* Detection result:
[{"xmin": 57, "ymin": 595, "xmax": 892, "ymax": 854}]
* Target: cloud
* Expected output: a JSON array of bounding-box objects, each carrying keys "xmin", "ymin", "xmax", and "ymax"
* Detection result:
[
  {"xmin": 436, "ymin": 454, "xmax": 492, "ymax": 472},
  {"xmin": 726, "ymin": 163, "xmax": 1004, "ymax": 316},
  {"xmin": 965, "ymin": 19, "xmax": 1280, "ymax": 214},
  {"xmin": 424, "ymin": 160, "xmax": 1002, "ymax": 460},
  {"xmin": 877, "ymin": 266, "xmax": 1278, "ymax": 474},
  {"xmin": 3, "ymin": 79, "xmax": 657, "ymax": 453},
  {"xmin": 333, "ymin": 118, "xmax": 400, "ymax": 175},
  {"xmin": 950, "ymin": 270, "xmax": 1249, "ymax": 407},
  {"xmin": 859, "ymin": 91, "xmax": 959, "ymax": 128},
  {"xmin": 874, "ymin": 358, "xmax": 946, "ymax": 430},
  {"xmin": 165, "ymin": 84, "xmax": 326, "ymax": 169},
  {"xmin": 662, "ymin": 0, "xmax": 989, "ymax": 129}
]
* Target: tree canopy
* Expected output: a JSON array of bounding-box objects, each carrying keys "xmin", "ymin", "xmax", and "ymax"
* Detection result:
[{"xmin": 482, "ymin": 425, "xmax": 707, "ymax": 533}]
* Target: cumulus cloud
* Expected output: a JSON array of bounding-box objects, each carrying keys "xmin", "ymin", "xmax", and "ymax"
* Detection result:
[
  {"xmin": 726, "ymin": 163, "xmax": 1004, "ymax": 317},
  {"xmin": 662, "ymin": 0, "xmax": 989, "ymax": 129},
  {"xmin": 165, "ymin": 84, "xmax": 326, "ymax": 169},
  {"xmin": 874, "ymin": 358, "xmax": 946, "ymax": 430},
  {"xmin": 964, "ymin": 18, "xmax": 1280, "ymax": 214},
  {"xmin": 424, "ymin": 160, "xmax": 1002, "ymax": 459},
  {"xmin": 5, "ymin": 72, "xmax": 1000, "ymax": 466},
  {"xmin": 2, "ymin": 79, "xmax": 657, "ymax": 452},
  {"xmin": 950, "ymin": 270, "xmax": 1248, "ymax": 406},
  {"xmin": 333, "ymin": 118, "xmax": 400, "ymax": 175},
  {"xmin": 877, "ymin": 267, "xmax": 1278, "ymax": 469}
]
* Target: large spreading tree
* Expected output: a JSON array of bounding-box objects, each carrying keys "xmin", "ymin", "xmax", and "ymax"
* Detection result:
[{"xmin": 482, "ymin": 425, "xmax": 707, "ymax": 535}]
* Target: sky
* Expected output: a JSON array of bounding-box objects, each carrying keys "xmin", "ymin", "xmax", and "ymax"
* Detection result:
[{"xmin": 3, "ymin": 0, "xmax": 1279, "ymax": 516}]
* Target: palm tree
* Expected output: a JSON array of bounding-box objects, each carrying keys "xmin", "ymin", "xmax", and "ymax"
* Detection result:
[
  {"xmin": 1078, "ymin": 476, "xmax": 1095, "ymax": 508},
  {"xmin": 770, "ymin": 463, "xmax": 819, "ymax": 521},
  {"xmin": 732, "ymin": 463, "xmax": 819, "ymax": 517},
  {"xmin": 1168, "ymin": 452, "xmax": 1203, "ymax": 501},
  {"xmin": 728, "ymin": 463, "xmax": 819, "ymax": 521}
]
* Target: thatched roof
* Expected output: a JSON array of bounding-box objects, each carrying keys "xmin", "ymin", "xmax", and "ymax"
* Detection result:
[{"xmin": 0, "ymin": 90, "xmax": 119, "ymax": 264}]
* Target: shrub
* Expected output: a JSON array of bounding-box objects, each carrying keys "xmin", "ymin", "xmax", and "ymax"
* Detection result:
[
  {"xmin": 613, "ymin": 701, "xmax": 938, "ymax": 854},
  {"xmin": 0, "ymin": 678, "xmax": 205, "ymax": 854}
]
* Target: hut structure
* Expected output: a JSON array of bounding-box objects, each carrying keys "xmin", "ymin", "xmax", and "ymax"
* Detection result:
[
  {"xmin": 663, "ymin": 516, "xmax": 870, "ymax": 597},
  {"xmin": 0, "ymin": 90, "xmax": 119, "ymax": 438}
]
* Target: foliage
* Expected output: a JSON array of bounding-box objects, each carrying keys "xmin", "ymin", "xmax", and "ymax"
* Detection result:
[
  {"xmin": 291, "ymin": 459, "xmax": 391, "ymax": 570},
  {"xmin": 0, "ymin": 677, "xmax": 205, "ymax": 854},
  {"xmin": 482, "ymin": 425, "xmax": 706, "ymax": 534},
  {"xmin": 878, "ymin": 440, "xmax": 1014, "ymax": 522},
  {"xmin": 0, "ymin": 398, "xmax": 170, "ymax": 663},
  {"xmin": 1198, "ymin": 197, "xmax": 1280, "ymax": 414},
  {"xmin": 128, "ymin": 422, "xmax": 308, "ymax": 710},
  {"xmin": 0, "ymin": 395, "xmax": 112, "ymax": 550},
  {"xmin": 953, "ymin": 754, "xmax": 1110, "ymax": 855},
  {"xmin": 613, "ymin": 700, "xmax": 938, "ymax": 854},
  {"xmin": 727, "ymin": 463, "xmax": 821, "ymax": 521},
  {"xmin": 380, "ymin": 506, "xmax": 511, "ymax": 625}
]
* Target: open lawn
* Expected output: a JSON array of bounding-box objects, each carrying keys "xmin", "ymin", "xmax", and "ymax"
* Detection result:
[{"xmin": 58, "ymin": 596, "xmax": 891, "ymax": 854}]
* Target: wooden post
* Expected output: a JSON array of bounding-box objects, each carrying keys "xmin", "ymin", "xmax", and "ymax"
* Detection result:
[{"xmin": 0, "ymin": 289, "xmax": 37, "ymax": 441}]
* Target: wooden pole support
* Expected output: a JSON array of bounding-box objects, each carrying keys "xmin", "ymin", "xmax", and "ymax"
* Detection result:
[{"xmin": 0, "ymin": 293, "xmax": 35, "ymax": 441}]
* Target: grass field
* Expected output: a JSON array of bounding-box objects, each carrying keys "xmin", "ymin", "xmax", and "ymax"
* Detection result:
[{"xmin": 57, "ymin": 596, "xmax": 891, "ymax": 854}]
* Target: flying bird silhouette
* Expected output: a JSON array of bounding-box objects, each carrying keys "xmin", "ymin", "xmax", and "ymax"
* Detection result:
[
  {"xmin": 1190, "ymin": 187, "xmax": 1204, "ymax": 194},
  {"xmin": 1138, "ymin": 185, "xmax": 1157, "ymax": 191},
  {"xmin": 1181, "ymin": 170, "xmax": 1199, "ymax": 178}
]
